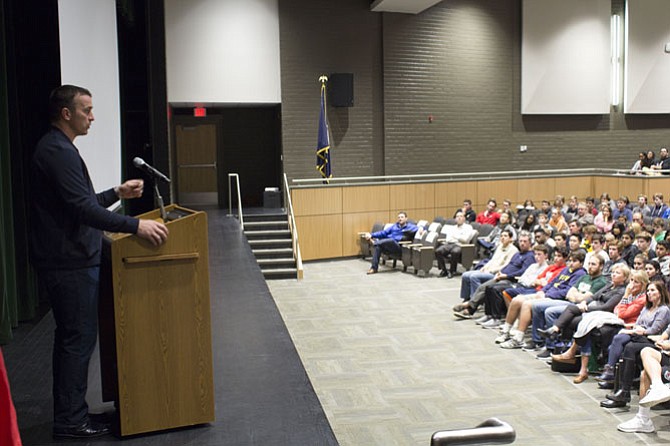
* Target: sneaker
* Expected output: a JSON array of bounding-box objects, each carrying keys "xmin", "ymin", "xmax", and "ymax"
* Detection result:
[
  {"xmin": 640, "ymin": 383, "xmax": 670, "ymax": 408},
  {"xmin": 481, "ymin": 318, "xmax": 501, "ymax": 329},
  {"xmin": 535, "ymin": 348, "xmax": 552, "ymax": 360},
  {"xmin": 617, "ymin": 415, "xmax": 655, "ymax": 433},
  {"xmin": 453, "ymin": 309, "xmax": 473, "ymax": 319},
  {"xmin": 474, "ymin": 315, "xmax": 491, "ymax": 325},
  {"xmin": 521, "ymin": 341, "xmax": 542, "ymax": 352},
  {"xmin": 495, "ymin": 332, "xmax": 510, "ymax": 344},
  {"xmin": 500, "ymin": 338, "xmax": 523, "ymax": 349}
]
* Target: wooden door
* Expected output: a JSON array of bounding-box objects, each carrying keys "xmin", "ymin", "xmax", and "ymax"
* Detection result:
[{"xmin": 175, "ymin": 123, "xmax": 218, "ymax": 206}]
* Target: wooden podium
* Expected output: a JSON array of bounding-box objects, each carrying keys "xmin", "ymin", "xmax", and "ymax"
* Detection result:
[{"xmin": 99, "ymin": 204, "xmax": 215, "ymax": 436}]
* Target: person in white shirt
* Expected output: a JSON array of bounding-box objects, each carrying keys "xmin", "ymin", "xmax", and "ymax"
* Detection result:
[{"xmin": 435, "ymin": 211, "xmax": 475, "ymax": 278}]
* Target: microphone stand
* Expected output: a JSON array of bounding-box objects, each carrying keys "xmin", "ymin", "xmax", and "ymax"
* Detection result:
[{"xmin": 152, "ymin": 178, "xmax": 167, "ymax": 221}]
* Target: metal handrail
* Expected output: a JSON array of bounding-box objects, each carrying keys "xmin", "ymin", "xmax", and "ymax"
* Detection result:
[
  {"xmin": 283, "ymin": 173, "xmax": 303, "ymax": 280},
  {"xmin": 291, "ymin": 167, "xmax": 665, "ymax": 188},
  {"xmin": 227, "ymin": 173, "xmax": 244, "ymax": 230},
  {"xmin": 431, "ymin": 418, "xmax": 516, "ymax": 445}
]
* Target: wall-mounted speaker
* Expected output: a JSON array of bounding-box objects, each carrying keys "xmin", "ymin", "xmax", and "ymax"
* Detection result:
[{"xmin": 329, "ymin": 73, "xmax": 354, "ymax": 107}]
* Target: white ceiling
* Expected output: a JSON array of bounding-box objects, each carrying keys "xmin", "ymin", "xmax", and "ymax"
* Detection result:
[{"xmin": 370, "ymin": 0, "xmax": 443, "ymax": 14}]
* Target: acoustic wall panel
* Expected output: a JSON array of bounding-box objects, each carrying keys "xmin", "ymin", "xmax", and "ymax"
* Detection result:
[
  {"xmin": 521, "ymin": 0, "xmax": 610, "ymax": 114},
  {"xmin": 624, "ymin": 0, "xmax": 670, "ymax": 114}
]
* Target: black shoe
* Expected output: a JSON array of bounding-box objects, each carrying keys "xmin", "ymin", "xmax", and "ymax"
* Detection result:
[
  {"xmin": 439, "ymin": 270, "xmax": 448, "ymax": 277},
  {"xmin": 446, "ymin": 270, "xmax": 454, "ymax": 279},
  {"xmin": 606, "ymin": 389, "xmax": 631, "ymax": 403},
  {"xmin": 598, "ymin": 381, "xmax": 614, "ymax": 390},
  {"xmin": 600, "ymin": 398, "xmax": 628, "ymax": 409},
  {"xmin": 53, "ymin": 420, "xmax": 111, "ymax": 440},
  {"xmin": 537, "ymin": 327, "xmax": 558, "ymax": 340}
]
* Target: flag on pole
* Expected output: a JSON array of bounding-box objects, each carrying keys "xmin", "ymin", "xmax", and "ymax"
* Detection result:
[{"xmin": 316, "ymin": 76, "xmax": 332, "ymax": 182}]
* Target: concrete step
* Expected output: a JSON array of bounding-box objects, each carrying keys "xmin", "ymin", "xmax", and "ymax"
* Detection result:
[
  {"xmin": 262, "ymin": 268, "xmax": 297, "ymax": 280},
  {"xmin": 245, "ymin": 229, "xmax": 292, "ymax": 240},
  {"xmin": 257, "ymin": 257, "xmax": 295, "ymax": 269},
  {"xmin": 244, "ymin": 220, "xmax": 289, "ymax": 231},
  {"xmin": 248, "ymin": 239, "xmax": 292, "ymax": 249},
  {"xmin": 252, "ymin": 247, "xmax": 294, "ymax": 259},
  {"xmin": 244, "ymin": 213, "xmax": 287, "ymax": 223}
]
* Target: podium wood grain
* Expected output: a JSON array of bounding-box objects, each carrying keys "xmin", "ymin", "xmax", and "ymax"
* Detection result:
[{"xmin": 101, "ymin": 205, "xmax": 214, "ymax": 436}]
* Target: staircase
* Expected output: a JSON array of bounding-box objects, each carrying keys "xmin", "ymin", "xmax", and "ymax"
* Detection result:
[{"xmin": 244, "ymin": 212, "xmax": 298, "ymax": 280}]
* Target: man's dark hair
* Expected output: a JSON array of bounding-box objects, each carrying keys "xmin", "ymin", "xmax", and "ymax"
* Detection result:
[
  {"xmin": 48, "ymin": 84, "xmax": 92, "ymax": 123},
  {"xmin": 658, "ymin": 240, "xmax": 670, "ymax": 251},
  {"xmin": 569, "ymin": 250, "xmax": 586, "ymax": 264},
  {"xmin": 554, "ymin": 246, "xmax": 570, "ymax": 259},
  {"xmin": 570, "ymin": 233, "xmax": 582, "ymax": 242},
  {"xmin": 501, "ymin": 229, "xmax": 514, "ymax": 238}
]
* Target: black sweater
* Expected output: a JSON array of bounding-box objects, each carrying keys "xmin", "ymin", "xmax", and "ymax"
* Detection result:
[{"xmin": 30, "ymin": 127, "xmax": 139, "ymax": 269}]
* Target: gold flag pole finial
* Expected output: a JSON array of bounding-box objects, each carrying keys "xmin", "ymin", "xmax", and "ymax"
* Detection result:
[{"xmin": 319, "ymin": 75, "xmax": 328, "ymax": 84}]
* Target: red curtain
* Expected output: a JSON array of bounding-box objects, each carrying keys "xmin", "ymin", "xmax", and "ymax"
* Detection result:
[{"xmin": 0, "ymin": 348, "xmax": 21, "ymax": 446}]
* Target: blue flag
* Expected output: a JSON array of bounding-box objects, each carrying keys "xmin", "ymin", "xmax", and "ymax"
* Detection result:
[{"xmin": 316, "ymin": 81, "xmax": 332, "ymax": 181}]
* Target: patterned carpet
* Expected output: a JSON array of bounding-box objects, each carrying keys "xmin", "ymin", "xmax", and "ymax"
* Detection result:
[{"xmin": 269, "ymin": 258, "xmax": 670, "ymax": 446}]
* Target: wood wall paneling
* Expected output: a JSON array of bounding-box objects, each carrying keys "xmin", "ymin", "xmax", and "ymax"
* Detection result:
[
  {"xmin": 295, "ymin": 215, "xmax": 343, "ymax": 260},
  {"xmin": 342, "ymin": 211, "xmax": 391, "ymax": 256},
  {"xmin": 291, "ymin": 187, "xmax": 343, "ymax": 216},
  {"xmin": 342, "ymin": 185, "xmax": 390, "ymax": 213},
  {"xmin": 388, "ymin": 183, "xmax": 436, "ymax": 212}
]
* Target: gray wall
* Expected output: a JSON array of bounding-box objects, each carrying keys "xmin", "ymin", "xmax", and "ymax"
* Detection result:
[{"xmin": 279, "ymin": 0, "xmax": 670, "ymax": 180}]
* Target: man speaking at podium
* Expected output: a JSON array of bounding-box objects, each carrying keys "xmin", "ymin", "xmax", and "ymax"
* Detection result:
[{"xmin": 29, "ymin": 85, "xmax": 169, "ymax": 439}]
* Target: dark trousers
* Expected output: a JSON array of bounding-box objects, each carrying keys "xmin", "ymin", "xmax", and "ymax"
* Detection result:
[
  {"xmin": 483, "ymin": 281, "xmax": 513, "ymax": 318},
  {"xmin": 435, "ymin": 243, "xmax": 462, "ymax": 273},
  {"xmin": 619, "ymin": 336, "xmax": 656, "ymax": 390},
  {"xmin": 370, "ymin": 238, "xmax": 401, "ymax": 270},
  {"xmin": 40, "ymin": 266, "xmax": 100, "ymax": 430}
]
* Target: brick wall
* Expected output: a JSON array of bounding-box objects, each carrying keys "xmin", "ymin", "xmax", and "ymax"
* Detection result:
[{"xmin": 279, "ymin": 0, "xmax": 670, "ymax": 180}]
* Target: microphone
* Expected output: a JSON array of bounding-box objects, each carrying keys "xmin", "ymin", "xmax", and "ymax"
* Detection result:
[{"xmin": 133, "ymin": 157, "xmax": 171, "ymax": 183}]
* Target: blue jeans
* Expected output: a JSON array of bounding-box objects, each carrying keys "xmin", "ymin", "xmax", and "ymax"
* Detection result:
[
  {"xmin": 41, "ymin": 266, "xmax": 101, "ymax": 430},
  {"xmin": 370, "ymin": 238, "xmax": 401, "ymax": 270},
  {"xmin": 459, "ymin": 271, "xmax": 494, "ymax": 301},
  {"xmin": 531, "ymin": 299, "xmax": 570, "ymax": 345}
]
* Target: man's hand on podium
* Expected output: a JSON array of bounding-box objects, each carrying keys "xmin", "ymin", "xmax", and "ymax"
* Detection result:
[{"xmin": 136, "ymin": 219, "xmax": 169, "ymax": 246}]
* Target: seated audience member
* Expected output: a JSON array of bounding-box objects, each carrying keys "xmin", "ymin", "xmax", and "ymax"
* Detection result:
[
  {"xmin": 532, "ymin": 212, "xmax": 553, "ymax": 237},
  {"xmin": 621, "ymin": 230, "xmax": 641, "ymax": 267},
  {"xmin": 515, "ymin": 199, "xmax": 535, "ymax": 225},
  {"xmin": 518, "ymin": 212, "xmax": 536, "ymax": 232},
  {"xmin": 546, "ymin": 263, "xmax": 630, "ymax": 383},
  {"xmin": 617, "ymin": 342, "xmax": 670, "ymax": 433},
  {"xmin": 435, "ymin": 211, "xmax": 476, "ymax": 278},
  {"xmin": 655, "ymin": 240, "xmax": 670, "ymax": 276},
  {"xmin": 576, "ymin": 197, "xmax": 598, "ymax": 220},
  {"xmin": 554, "ymin": 195, "xmax": 567, "ymax": 213},
  {"xmin": 581, "ymin": 225, "xmax": 597, "ymax": 252},
  {"xmin": 633, "ymin": 253, "xmax": 648, "ymax": 271},
  {"xmin": 611, "ymin": 222, "xmax": 627, "ymax": 239},
  {"xmin": 553, "ymin": 233, "xmax": 567, "ymax": 252},
  {"xmin": 531, "ymin": 253, "xmax": 607, "ymax": 358},
  {"xmin": 364, "ymin": 211, "xmax": 421, "ymax": 274},
  {"xmin": 594, "ymin": 204, "xmax": 615, "ymax": 234},
  {"xmin": 481, "ymin": 244, "xmax": 550, "ymax": 327},
  {"xmin": 565, "ymin": 195, "xmax": 579, "ymax": 217},
  {"xmin": 642, "ymin": 150, "xmax": 656, "ymax": 171},
  {"xmin": 644, "ymin": 260, "xmax": 664, "ymax": 284},
  {"xmin": 651, "ymin": 147, "xmax": 670, "ymax": 174},
  {"xmin": 568, "ymin": 220, "xmax": 582, "ymax": 237},
  {"xmin": 554, "ymin": 270, "xmax": 648, "ymax": 386},
  {"xmin": 652, "ymin": 218, "xmax": 667, "ymax": 243},
  {"xmin": 650, "ymin": 193, "xmax": 668, "ymax": 218},
  {"xmin": 568, "ymin": 233, "xmax": 587, "ymax": 257},
  {"xmin": 494, "ymin": 248, "xmax": 569, "ymax": 343},
  {"xmin": 476, "ymin": 199, "xmax": 501, "ymax": 226},
  {"xmin": 549, "ymin": 208, "xmax": 568, "ymax": 234},
  {"xmin": 454, "ymin": 199, "xmax": 477, "ymax": 223},
  {"xmin": 631, "ymin": 212, "xmax": 645, "ymax": 230},
  {"xmin": 499, "ymin": 251, "xmax": 586, "ymax": 349},
  {"xmin": 613, "ymin": 196, "xmax": 633, "ymax": 222},
  {"xmin": 602, "ymin": 241, "xmax": 626, "ymax": 279},
  {"xmin": 585, "ymin": 234, "xmax": 609, "ymax": 267},
  {"xmin": 630, "ymin": 152, "xmax": 645, "ymax": 175},
  {"xmin": 632, "ymin": 194, "xmax": 651, "ymax": 217},
  {"xmin": 534, "ymin": 228, "xmax": 555, "ymax": 252},
  {"xmin": 453, "ymin": 232, "xmax": 533, "ymax": 319},
  {"xmin": 599, "ymin": 280, "xmax": 670, "ymax": 408},
  {"xmin": 498, "ymin": 199, "xmax": 516, "ymax": 225},
  {"xmin": 478, "ymin": 211, "xmax": 516, "ymax": 254},
  {"xmin": 456, "ymin": 230, "xmax": 517, "ymax": 306},
  {"xmin": 538, "ymin": 200, "xmax": 552, "ymax": 217},
  {"xmin": 636, "ymin": 232, "xmax": 656, "ymax": 263}
]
